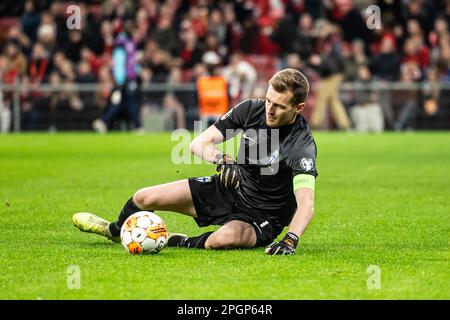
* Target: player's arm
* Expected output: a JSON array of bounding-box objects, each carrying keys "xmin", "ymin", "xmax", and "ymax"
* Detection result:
[
  {"xmin": 189, "ymin": 125, "xmax": 226, "ymax": 163},
  {"xmin": 191, "ymin": 99, "xmax": 252, "ymax": 186},
  {"xmin": 288, "ymin": 186, "xmax": 315, "ymax": 238},
  {"xmin": 190, "ymin": 125, "xmax": 241, "ymax": 188},
  {"xmin": 189, "ymin": 99, "xmax": 250, "ymax": 163},
  {"xmin": 266, "ymin": 174, "xmax": 315, "ymax": 255}
]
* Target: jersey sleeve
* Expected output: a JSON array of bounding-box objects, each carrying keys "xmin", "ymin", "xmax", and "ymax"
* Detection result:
[
  {"xmin": 287, "ymin": 139, "xmax": 318, "ymax": 178},
  {"xmin": 213, "ymin": 99, "xmax": 252, "ymax": 137}
]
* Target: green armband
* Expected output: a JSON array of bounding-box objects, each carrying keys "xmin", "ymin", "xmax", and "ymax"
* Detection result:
[{"xmin": 293, "ymin": 174, "xmax": 315, "ymax": 192}]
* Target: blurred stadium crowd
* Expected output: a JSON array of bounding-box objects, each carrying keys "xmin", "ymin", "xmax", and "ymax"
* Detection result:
[{"xmin": 0, "ymin": 0, "xmax": 449, "ymax": 132}]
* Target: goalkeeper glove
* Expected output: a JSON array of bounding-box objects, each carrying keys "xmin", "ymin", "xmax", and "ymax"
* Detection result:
[
  {"xmin": 265, "ymin": 232, "xmax": 299, "ymax": 255},
  {"xmin": 214, "ymin": 152, "xmax": 241, "ymax": 189}
]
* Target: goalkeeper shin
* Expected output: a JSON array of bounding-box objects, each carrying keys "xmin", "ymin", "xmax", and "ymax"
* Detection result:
[{"xmin": 109, "ymin": 197, "xmax": 147, "ymax": 237}]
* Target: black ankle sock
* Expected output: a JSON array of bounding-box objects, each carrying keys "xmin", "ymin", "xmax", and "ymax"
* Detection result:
[
  {"xmin": 109, "ymin": 197, "xmax": 145, "ymax": 237},
  {"xmin": 171, "ymin": 231, "xmax": 213, "ymax": 249}
]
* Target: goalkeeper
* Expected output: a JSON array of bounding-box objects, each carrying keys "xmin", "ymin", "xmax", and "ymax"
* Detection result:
[{"xmin": 73, "ymin": 68, "xmax": 317, "ymax": 255}]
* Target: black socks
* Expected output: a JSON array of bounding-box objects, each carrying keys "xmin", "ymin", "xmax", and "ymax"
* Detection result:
[
  {"xmin": 168, "ymin": 231, "xmax": 214, "ymax": 249},
  {"xmin": 109, "ymin": 197, "xmax": 143, "ymax": 237}
]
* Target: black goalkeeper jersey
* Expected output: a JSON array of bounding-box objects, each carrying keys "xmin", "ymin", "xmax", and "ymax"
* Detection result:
[{"xmin": 213, "ymin": 98, "xmax": 318, "ymax": 228}]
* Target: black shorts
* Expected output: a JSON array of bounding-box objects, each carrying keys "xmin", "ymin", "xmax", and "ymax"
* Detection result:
[{"xmin": 188, "ymin": 175, "xmax": 283, "ymax": 247}]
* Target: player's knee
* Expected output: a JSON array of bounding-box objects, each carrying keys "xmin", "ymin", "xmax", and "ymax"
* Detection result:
[
  {"xmin": 133, "ymin": 190, "xmax": 155, "ymax": 210},
  {"xmin": 206, "ymin": 231, "xmax": 240, "ymax": 249}
]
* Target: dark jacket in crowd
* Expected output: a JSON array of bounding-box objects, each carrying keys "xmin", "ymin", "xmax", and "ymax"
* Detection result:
[{"xmin": 369, "ymin": 52, "xmax": 401, "ymax": 81}]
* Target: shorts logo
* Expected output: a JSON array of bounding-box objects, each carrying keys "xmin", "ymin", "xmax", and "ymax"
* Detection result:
[
  {"xmin": 260, "ymin": 221, "xmax": 269, "ymax": 228},
  {"xmin": 195, "ymin": 176, "xmax": 212, "ymax": 183},
  {"xmin": 300, "ymin": 158, "xmax": 314, "ymax": 172}
]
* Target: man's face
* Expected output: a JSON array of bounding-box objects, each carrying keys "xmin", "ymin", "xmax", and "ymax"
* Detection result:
[{"xmin": 265, "ymin": 85, "xmax": 303, "ymax": 128}]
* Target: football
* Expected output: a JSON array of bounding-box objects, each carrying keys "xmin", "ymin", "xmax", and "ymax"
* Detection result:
[{"xmin": 120, "ymin": 211, "xmax": 168, "ymax": 255}]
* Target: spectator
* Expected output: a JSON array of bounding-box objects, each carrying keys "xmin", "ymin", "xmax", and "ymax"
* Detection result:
[
  {"xmin": 24, "ymin": 42, "xmax": 51, "ymax": 130},
  {"xmin": 222, "ymin": 52, "xmax": 257, "ymax": 106},
  {"xmin": 80, "ymin": 47, "xmax": 106, "ymax": 78},
  {"xmin": 134, "ymin": 8, "xmax": 151, "ymax": 50},
  {"xmin": 369, "ymin": 36, "xmax": 401, "ymax": 127},
  {"xmin": 0, "ymin": 89, "xmax": 9, "ymax": 133},
  {"xmin": 404, "ymin": 0, "xmax": 435, "ymax": 35},
  {"xmin": 393, "ymin": 62, "xmax": 421, "ymax": 130},
  {"xmin": 1, "ymin": 39, "xmax": 28, "ymax": 130},
  {"xmin": 429, "ymin": 17, "xmax": 449, "ymax": 63},
  {"xmin": 295, "ymin": 13, "xmax": 315, "ymax": 61},
  {"xmin": 153, "ymin": 14, "xmax": 179, "ymax": 56},
  {"xmin": 185, "ymin": 5, "xmax": 208, "ymax": 39},
  {"xmin": 432, "ymin": 42, "xmax": 450, "ymax": 128},
  {"xmin": 2, "ymin": 39, "xmax": 27, "ymax": 86},
  {"xmin": 7, "ymin": 25, "xmax": 31, "ymax": 57},
  {"xmin": 370, "ymin": 22, "xmax": 398, "ymax": 56},
  {"xmin": 349, "ymin": 65, "xmax": 384, "ymax": 133},
  {"xmin": 93, "ymin": 19, "xmax": 141, "ymax": 133},
  {"xmin": 163, "ymin": 66, "xmax": 187, "ymax": 130},
  {"xmin": 239, "ymin": 14, "xmax": 261, "ymax": 54},
  {"xmin": 351, "ymin": 39, "xmax": 369, "ymax": 66},
  {"xmin": 49, "ymin": 0, "xmax": 69, "ymax": 51},
  {"xmin": 208, "ymin": 9, "xmax": 227, "ymax": 46},
  {"xmin": 36, "ymin": 11, "xmax": 57, "ymax": 56},
  {"xmin": 76, "ymin": 59, "xmax": 96, "ymax": 113},
  {"xmin": 204, "ymin": 33, "xmax": 228, "ymax": 63},
  {"xmin": 444, "ymin": 1, "xmax": 450, "ymax": 32},
  {"xmin": 369, "ymin": 37, "xmax": 401, "ymax": 81},
  {"xmin": 48, "ymin": 71, "xmax": 84, "ymax": 130},
  {"xmin": 20, "ymin": 0, "xmax": 40, "ymax": 43},
  {"xmin": 102, "ymin": 0, "xmax": 135, "ymax": 21},
  {"xmin": 65, "ymin": 30, "xmax": 84, "ymax": 63},
  {"xmin": 197, "ymin": 51, "xmax": 230, "ymax": 127},
  {"xmin": 328, "ymin": 0, "xmax": 373, "ymax": 44},
  {"xmin": 309, "ymin": 22, "xmax": 351, "ymax": 130},
  {"xmin": 100, "ymin": 20, "xmax": 115, "ymax": 55},
  {"xmin": 284, "ymin": 53, "xmax": 319, "ymax": 122},
  {"xmin": 269, "ymin": 13, "xmax": 299, "ymax": 57},
  {"xmin": 78, "ymin": 3, "xmax": 104, "ymax": 56},
  {"xmin": 345, "ymin": 39, "xmax": 369, "ymax": 81},
  {"xmin": 178, "ymin": 29, "xmax": 204, "ymax": 70},
  {"xmin": 145, "ymin": 48, "xmax": 173, "ymax": 110},
  {"xmin": 94, "ymin": 65, "xmax": 114, "ymax": 117},
  {"xmin": 402, "ymin": 36, "xmax": 430, "ymax": 75},
  {"xmin": 0, "ymin": 55, "xmax": 10, "ymax": 133}
]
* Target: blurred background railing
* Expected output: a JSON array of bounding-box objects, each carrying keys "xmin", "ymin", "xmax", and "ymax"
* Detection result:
[{"xmin": 1, "ymin": 81, "xmax": 449, "ymax": 133}]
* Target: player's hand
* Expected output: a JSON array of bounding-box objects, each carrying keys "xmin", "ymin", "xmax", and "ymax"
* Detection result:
[
  {"xmin": 265, "ymin": 232, "xmax": 299, "ymax": 255},
  {"xmin": 215, "ymin": 153, "xmax": 241, "ymax": 189}
]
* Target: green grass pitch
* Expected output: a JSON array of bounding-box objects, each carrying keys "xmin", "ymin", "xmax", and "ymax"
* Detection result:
[{"xmin": 0, "ymin": 132, "xmax": 449, "ymax": 299}]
